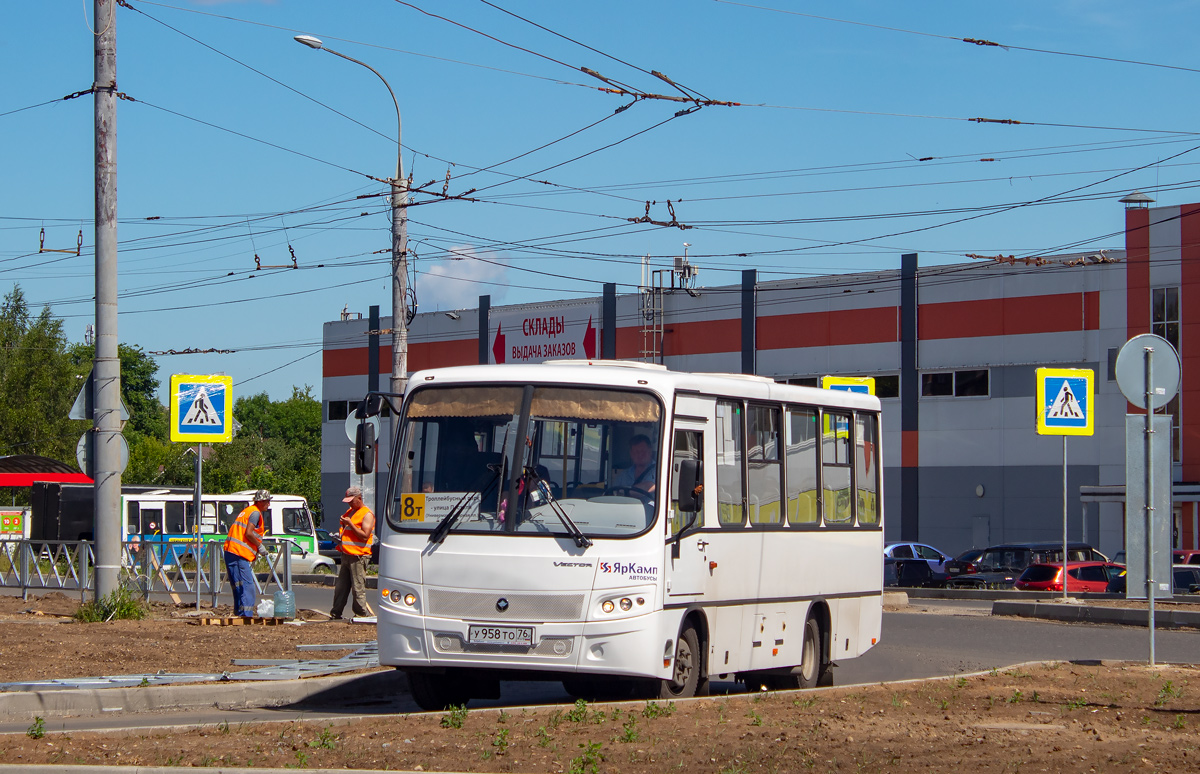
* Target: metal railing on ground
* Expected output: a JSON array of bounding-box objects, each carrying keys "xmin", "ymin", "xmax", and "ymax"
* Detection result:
[{"xmin": 0, "ymin": 537, "xmax": 295, "ymax": 603}]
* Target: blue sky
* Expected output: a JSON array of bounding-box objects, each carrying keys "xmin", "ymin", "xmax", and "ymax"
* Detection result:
[{"xmin": 4, "ymin": 1, "xmax": 1200, "ymax": 401}]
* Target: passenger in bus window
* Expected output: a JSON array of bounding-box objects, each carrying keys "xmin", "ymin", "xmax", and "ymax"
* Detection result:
[{"xmin": 613, "ymin": 434, "xmax": 656, "ymax": 495}]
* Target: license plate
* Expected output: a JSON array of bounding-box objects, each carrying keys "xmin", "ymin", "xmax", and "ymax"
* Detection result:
[
  {"xmin": 467, "ymin": 625, "xmax": 534, "ymax": 646},
  {"xmin": 948, "ymin": 567, "xmax": 961, "ymax": 574}
]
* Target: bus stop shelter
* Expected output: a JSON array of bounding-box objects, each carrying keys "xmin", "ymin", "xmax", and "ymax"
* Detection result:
[{"xmin": 0, "ymin": 455, "xmax": 92, "ymax": 487}]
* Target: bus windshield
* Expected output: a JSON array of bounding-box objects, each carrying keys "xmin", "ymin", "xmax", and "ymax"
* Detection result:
[{"xmin": 388, "ymin": 383, "xmax": 663, "ymax": 539}]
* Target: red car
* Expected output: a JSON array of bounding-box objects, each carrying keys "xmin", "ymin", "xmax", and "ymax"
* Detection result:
[
  {"xmin": 1173, "ymin": 550, "xmax": 1200, "ymax": 566},
  {"xmin": 1015, "ymin": 561, "xmax": 1125, "ymax": 593}
]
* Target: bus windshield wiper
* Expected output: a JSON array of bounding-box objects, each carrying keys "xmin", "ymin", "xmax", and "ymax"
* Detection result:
[
  {"xmin": 525, "ymin": 467, "xmax": 592, "ymax": 549},
  {"xmin": 428, "ymin": 465, "xmax": 503, "ymax": 545}
]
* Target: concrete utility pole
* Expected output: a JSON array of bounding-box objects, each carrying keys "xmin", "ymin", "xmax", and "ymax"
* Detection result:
[
  {"xmin": 93, "ymin": 0, "xmax": 122, "ymax": 599},
  {"xmin": 294, "ymin": 36, "xmax": 409, "ymax": 398}
]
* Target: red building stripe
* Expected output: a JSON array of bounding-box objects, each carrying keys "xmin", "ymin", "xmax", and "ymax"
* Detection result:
[
  {"xmin": 757, "ymin": 306, "xmax": 899, "ymax": 350},
  {"xmin": 1180, "ymin": 206, "xmax": 1200, "ymax": 480},
  {"xmin": 323, "ymin": 339, "xmax": 479, "ymax": 378},
  {"xmin": 919, "ymin": 292, "xmax": 1100, "ymax": 340},
  {"xmin": 901, "ymin": 430, "xmax": 919, "ymax": 468},
  {"xmin": 1126, "ymin": 208, "xmax": 1151, "ymax": 341}
]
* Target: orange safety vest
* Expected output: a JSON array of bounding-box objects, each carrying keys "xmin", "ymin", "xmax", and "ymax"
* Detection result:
[
  {"xmin": 339, "ymin": 506, "xmax": 374, "ymax": 556},
  {"xmin": 224, "ymin": 505, "xmax": 266, "ymax": 561}
]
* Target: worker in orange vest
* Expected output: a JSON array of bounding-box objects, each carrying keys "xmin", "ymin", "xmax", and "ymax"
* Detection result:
[
  {"xmin": 330, "ymin": 485, "xmax": 375, "ymax": 620},
  {"xmin": 224, "ymin": 490, "xmax": 270, "ymax": 617}
]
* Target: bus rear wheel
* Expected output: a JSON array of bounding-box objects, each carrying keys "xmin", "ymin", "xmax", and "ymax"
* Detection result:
[
  {"xmin": 658, "ymin": 623, "xmax": 704, "ymax": 699},
  {"xmin": 797, "ymin": 617, "xmax": 829, "ymax": 689},
  {"xmin": 405, "ymin": 669, "xmax": 472, "ymax": 711}
]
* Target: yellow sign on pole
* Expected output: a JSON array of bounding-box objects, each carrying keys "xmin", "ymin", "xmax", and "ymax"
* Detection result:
[
  {"xmin": 1035, "ymin": 368, "xmax": 1094, "ymax": 436},
  {"xmin": 169, "ymin": 374, "xmax": 234, "ymax": 443},
  {"xmin": 821, "ymin": 375, "xmax": 876, "ymax": 395}
]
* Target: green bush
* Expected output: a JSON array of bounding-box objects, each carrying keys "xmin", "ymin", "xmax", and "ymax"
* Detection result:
[{"xmin": 74, "ymin": 584, "xmax": 149, "ymax": 622}]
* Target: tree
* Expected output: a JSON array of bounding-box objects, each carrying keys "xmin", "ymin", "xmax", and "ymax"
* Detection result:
[
  {"xmin": 0, "ymin": 286, "xmax": 89, "ymax": 463},
  {"xmin": 195, "ymin": 388, "xmax": 323, "ymax": 517}
]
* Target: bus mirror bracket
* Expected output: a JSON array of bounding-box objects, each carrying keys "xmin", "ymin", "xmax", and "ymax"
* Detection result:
[{"xmin": 354, "ymin": 391, "xmax": 403, "ymax": 419}]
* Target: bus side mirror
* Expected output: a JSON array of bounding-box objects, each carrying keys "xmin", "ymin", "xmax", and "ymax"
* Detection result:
[
  {"xmin": 676, "ymin": 459, "xmax": 702, "ymax": 513},
  {"xmin": 355, "ymin": 422, "xmax": 376, "ymax": 475},
  {"xmin": 355, "ymin": 394, "xmax": 384, "ymax": 418}
]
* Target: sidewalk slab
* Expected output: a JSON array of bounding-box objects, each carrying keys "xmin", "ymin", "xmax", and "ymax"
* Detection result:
[
  {"xmin": 992, "ymin": 600, "xmax": 1200, "ymax": 629},
  {"xmin": 0, "ymin": 668, "xmax": 405, "ymax": 722}
]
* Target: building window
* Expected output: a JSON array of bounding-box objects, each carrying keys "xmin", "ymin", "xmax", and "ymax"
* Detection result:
[
  {"xmin": 874, "ymin": 375, "xmax": 899, "ymax": 399},
  {"xmin": 328, "ymin": 400, "xmax": 349, "ymax": 422},
  {"xmin": 921, "ymin": 372, "xmax": 953, "ymax": 397},
  {"xmin": 783, "ymin": 377, "xmax": 819, "ymax": 387},
  {"xmin": 1152, "ymin": 287, "xmax": 1180, "ymax": 354},
  {"xmin": 922, "ymin": 369, "xmax": 989, "ymax": 398}
]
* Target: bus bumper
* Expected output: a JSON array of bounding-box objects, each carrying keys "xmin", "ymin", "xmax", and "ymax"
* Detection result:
[{"xmin": 377, "ymin": 605, "xmax": 677, "ymax": 680}]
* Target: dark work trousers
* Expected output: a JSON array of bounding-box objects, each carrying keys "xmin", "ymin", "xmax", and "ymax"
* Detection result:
[{"xmin": 330, "ymin": 554, "xmax": 373, "ymax": 619}]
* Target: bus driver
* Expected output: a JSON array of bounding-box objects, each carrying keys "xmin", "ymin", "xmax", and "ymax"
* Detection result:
[{"xmin": 613, "ymin": 434, "xmax": 656, "ymax": 496}]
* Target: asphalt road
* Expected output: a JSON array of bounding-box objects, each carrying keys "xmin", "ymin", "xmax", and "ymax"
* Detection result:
[{"xmin": 7, "ymin": 597, "xmax": 1198, "ymax": 736}]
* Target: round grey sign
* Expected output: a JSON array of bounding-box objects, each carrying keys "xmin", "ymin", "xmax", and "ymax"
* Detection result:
[{"xmin": 1115, "ymin": 333, "xmax": 1180, "ymax": 410}]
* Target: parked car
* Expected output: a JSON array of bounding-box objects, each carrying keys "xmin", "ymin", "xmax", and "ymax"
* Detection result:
[
  {"xmin": 1015, "ymin": 561, "xmax": 1125, "ymax": 593},
  {"xmin": 885, "ymin": 557, "xmax": 942, "ymax": 588},
  {"xmin": 1106, "ymin": 565, "xmax": 1200, "ymax": 595},
  {"xmin": 944, "ymin": 548, "xmax": 985, "ymax": 580},
  {"xmin": 1172, "ymin": 549, "xmax": 1200, "ymax": 565},
  {"xmin": 885, "ymin": 542, "xmax": 953, "ymax": 585},
  {"xmin": 316, "ymin": 528, "xmax": 338, "ymax": 558},
  {"xmin": 945, "ymin": 542, "xmax": 1105, "ymax": 590}
]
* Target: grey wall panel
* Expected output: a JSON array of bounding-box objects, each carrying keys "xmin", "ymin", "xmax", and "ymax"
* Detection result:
[
  {"xmin": 883, "ymin": 467, "xmax": 902, "ymax": 542},
  {"xmin": 912, "ymin": 464, "xmax": 1100, "ymax": 556},
  {"xmin": 755, "ymin": 342, "xmax": 900, "ymax": 378},
  {"xmin": 320, "ymin": 471, "xmax": 347, "ymax": 529}
]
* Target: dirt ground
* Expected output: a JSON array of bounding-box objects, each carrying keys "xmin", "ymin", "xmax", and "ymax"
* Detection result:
[
  {"xmin": 0, "ymin": 661, "xmax": 1197, "ymax": 771},
  {"xmin": 0, "ymin": 591, "xmax": 377, "ymax": 683},
  {"xmin": 2, "ymin": 592, "xmax": 1199, "ymax": 771}
]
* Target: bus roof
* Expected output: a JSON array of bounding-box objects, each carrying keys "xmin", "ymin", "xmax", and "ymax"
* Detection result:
[{"xmin": 406, "ymin": 362, "xmax": 882, "ymax": 412}]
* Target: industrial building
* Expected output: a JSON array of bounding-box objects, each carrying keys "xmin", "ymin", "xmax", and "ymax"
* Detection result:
[{"xmin": 321, "ymin": 196, "xmax": 1199, "ymax": 559}]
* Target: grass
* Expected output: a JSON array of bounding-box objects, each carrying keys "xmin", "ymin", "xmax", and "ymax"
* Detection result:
[{"xmin": 73, "ymin": 584, "xmax": 148, "ymax": 622}]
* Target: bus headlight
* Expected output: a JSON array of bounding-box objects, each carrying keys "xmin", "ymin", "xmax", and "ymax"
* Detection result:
[
  {"xmin": 602, "ymin": 600, "xmax": 615, "ymax": 613},
  {"xmin": 619, "ymin": 598, "xmax": 633, "ymax": 611}
]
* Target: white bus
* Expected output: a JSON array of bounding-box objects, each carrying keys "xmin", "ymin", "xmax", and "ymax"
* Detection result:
[{"xmin": 371, "ymin": 361, "xmax": 883, "ymax": 709}]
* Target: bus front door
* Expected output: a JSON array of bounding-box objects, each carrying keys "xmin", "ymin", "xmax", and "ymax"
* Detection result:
[{"xmin": 666, "ymin": 426, "xmax": 711, "ymax": 602}]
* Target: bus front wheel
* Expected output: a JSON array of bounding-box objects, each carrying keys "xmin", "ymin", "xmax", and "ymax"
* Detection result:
[{"xmin": 658, "ymin": 623, "xmax": 704, "ymax": 699}]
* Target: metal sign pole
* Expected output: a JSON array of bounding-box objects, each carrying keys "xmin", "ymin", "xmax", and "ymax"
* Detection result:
[
  {"xmin": 1144, "ymin": 346, "xmax": 1156, "ymax": 666},
  {"xmin": 195, "ymin": 443, "xmax": 203, "ymax": 613},
  {"xmin": 1062, "ymin": 436, "xmax": 1068, "ymax": 602}
]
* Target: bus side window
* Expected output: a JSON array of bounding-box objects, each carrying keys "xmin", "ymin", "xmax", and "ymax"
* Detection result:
[
  {"xmin": 670, "ymin": 430, "xmax": 703, "ymax": 535},
  {"xmin": 747, "ymin": 404, "xmax": 781, "ymax": 525},
  {"xmin": 786, "ymin": 406, "xmax": 819, "ymax": 527},
  {"xmin": 822, "ymin": 410, "xmax": 853, "ymax": 525},
  {"xmin": 715, "ymin": 400, "xmax": 745, "ymax": 527},
  {"xmin": 855, "ymin": 413, "xmax": 880, "ymax": 526}
]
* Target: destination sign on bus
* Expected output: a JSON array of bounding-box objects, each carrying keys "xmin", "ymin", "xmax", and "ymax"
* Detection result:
[{"xmin": 399, "ymin": 492, "xmax": 481, "ymax": 522}]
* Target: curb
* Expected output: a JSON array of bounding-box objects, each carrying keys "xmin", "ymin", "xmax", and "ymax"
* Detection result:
[
  {"xmin": 0, "ymin": 669, "xmax": 405, "ymax": 723},
  {"xmin": 992, "ymin": 600, "xmax": 1200, "ymax": 629}
]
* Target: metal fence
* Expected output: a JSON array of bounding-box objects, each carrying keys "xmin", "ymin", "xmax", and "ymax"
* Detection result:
[{"xmin": 0, "ymin": 537, "xmax": 295, "ymax": 604}]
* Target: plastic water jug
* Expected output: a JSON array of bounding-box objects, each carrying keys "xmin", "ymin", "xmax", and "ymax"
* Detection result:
[{"xmin": 272, "ymin": 589, "xmax": 296, "ymax": 619}]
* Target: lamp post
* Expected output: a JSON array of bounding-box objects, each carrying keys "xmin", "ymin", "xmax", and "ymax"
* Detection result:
[{"xmin": 295, "ymin": 35, "xmax": 408, "ymax": 400}]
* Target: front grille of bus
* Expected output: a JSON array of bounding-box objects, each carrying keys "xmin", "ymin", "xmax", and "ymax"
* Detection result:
[
  {"xmin": 432, "ymin": 633, "xmax": 574, "ymax": 658},
  {"xmin": 427, "ymin": 589, "xmax": 586, "ymax": 622}
]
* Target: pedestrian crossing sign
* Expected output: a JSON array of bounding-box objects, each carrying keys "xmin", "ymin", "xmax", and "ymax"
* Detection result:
[
  {"xmin": 170, "ymin": 374, "xmax": 233, "ymax": 443},
  {"xmin": 1036, "ymin": 368, "xmax": 1094, "ymax": 436},
  {"xmin": 821, "ymin": 375, "xmax": 875, "ymax": 395}
]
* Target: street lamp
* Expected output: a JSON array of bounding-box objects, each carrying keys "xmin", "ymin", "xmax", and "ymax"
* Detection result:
[{"xmin": 295, "ymin": 34, "xmax": 409, "ymax": 400}]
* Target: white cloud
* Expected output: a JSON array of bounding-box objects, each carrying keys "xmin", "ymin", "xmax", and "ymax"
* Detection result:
[{"xmin": 415, "ymin": 245, "xmax": 509, "ymax": 312}]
